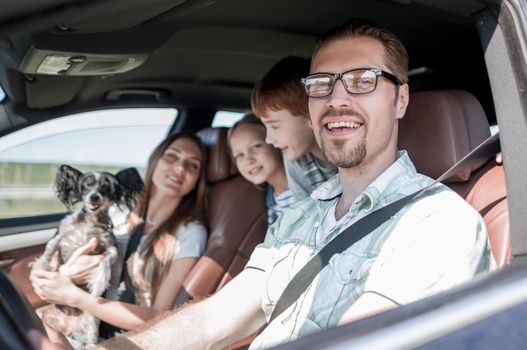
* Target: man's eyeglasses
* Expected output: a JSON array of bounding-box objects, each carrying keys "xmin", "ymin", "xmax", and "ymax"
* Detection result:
[{"xmin": 301, "ymin": 68, "xmax": 402, "ymax": 98}]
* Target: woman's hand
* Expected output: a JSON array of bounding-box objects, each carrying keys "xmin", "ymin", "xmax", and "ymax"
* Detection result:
[
  {"xmin": 58, "ymin": 237, "xmax": 105, "ymax": 285},
  {"xmin": 30, "ymin": 270, "xmax": 83, "ymax": 307}
]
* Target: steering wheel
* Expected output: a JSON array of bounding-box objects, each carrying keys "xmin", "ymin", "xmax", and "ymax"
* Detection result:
[{"xmin": 0, "ymin": 270, "xmax": 46, "ymax": 350}]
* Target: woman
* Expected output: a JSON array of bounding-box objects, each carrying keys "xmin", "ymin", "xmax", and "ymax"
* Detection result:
[{"xmin": 31, "ymin": 132, "xmax": 208, "ymax": 341}]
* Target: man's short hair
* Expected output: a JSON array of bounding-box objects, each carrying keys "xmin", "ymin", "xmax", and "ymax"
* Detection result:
[
  {"xmin": 313, "ymin": 18, "xmax": 409, "ymax": 83},
  {"xmin": 251, "ymin": 56, "xmax": 310, "ymax": 119}
]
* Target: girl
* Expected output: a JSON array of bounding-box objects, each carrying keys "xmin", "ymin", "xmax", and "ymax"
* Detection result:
[{"xmin": 229, "ymin": 113, "xmax": 295, "ymax": 225}]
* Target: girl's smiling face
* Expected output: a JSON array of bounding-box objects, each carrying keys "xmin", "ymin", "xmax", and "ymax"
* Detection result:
[{"xmin": 230, "ymin": 123, "xmax": 284, "ymax": 186}]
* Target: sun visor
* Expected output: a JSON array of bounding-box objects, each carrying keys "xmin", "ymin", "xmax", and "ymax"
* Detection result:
[{"xmin": 18, "ymin": 46, "xmax": 148, "ymax": 76}]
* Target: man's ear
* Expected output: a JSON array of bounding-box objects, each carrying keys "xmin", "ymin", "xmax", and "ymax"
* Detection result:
[{"xmin": 395, "ymin": 83, "xmax": 409, "ymax": 120}]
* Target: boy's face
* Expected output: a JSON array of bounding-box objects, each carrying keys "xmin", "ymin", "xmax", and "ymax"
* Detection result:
[{"xmin": 261, "ymin": 109, "xmax": 317, "ymax": 161}]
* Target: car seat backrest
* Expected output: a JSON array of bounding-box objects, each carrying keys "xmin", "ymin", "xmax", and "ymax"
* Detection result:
[
  {"xmin": 172, "ymin": 127, "xmax": 267, "ymax": 307},
  {"xmin": 399, "ymin": 90, "xmax": 510, "ymax": 266}
]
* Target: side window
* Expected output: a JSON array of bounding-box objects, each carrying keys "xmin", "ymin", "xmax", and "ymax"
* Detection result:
[
  {"xmin": 0, "ymin": 84, "xmax": 5, "ymax": 102},
  {"xmin": 212, "ymin": 110, "xmax": 245, "ymax": 127},
  {"xmin": 0, "ymin": 108, "xmax": 177, "ymax": 219}
]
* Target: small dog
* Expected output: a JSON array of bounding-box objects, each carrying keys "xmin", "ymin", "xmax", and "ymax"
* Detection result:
[{"xmin": 32, "ymin": 164, "xmax": 143, "ymax": 349}]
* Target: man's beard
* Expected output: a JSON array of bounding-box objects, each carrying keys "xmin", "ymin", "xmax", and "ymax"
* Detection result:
[
  {"xmin": 321, "ymin": 137, "xmax": 367, "ymax": 168},
  {"xmin": 317, "ymin": 107, "xmax": 367, "ymax": 168}
]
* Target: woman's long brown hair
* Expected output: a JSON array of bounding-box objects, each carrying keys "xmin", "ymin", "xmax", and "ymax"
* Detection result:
[{"xmin": 132, "ymin": 132, "xmax": 207, "ymax": 298}]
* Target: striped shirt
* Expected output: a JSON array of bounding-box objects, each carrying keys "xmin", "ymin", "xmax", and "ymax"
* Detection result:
[
  {"xmin": 266, "ymin": 186, "xmax": 295, "ymax": 226},
  {"xmin": 284, "ymin": 153, "xmax": 337, "ymax": 201},
  {"xmin": 246, "ymin": 151, "xmax": 495, "ymax": 350}
]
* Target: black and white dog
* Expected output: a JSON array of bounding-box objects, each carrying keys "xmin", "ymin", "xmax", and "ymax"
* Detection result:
[{"xmin": 32, "ymin": 165, "xmax": 143, "ymax": 348}]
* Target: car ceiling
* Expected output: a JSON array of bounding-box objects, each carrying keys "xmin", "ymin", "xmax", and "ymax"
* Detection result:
[{"xmin": 0, "ymin": 0, "xmax": 495, "ymax": 132}]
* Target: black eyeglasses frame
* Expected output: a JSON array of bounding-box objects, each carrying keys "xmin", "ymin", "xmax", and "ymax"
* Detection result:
[{"xmin": 301, "ymin": 68, "xmax": 403, "ymax": 98}]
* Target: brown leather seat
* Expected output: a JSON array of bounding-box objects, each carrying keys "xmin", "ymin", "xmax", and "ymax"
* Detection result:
[
  {"xmin": 399, "ymin": 90, "xmax": 510, "ymax": 266},
  {"xmin": 173, "ymin": 127, "xmax": 268, "ymax": 307}
]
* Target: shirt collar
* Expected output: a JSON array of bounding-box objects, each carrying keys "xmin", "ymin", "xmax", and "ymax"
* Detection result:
[{"xmin": 311, "ymin": 151, "xmax": 417, "ymax": 212}]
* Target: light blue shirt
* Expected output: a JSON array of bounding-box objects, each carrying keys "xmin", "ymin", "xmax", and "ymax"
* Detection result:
[
  {"xmin": 246, "ymin": 151, "xmax": 495, "ymax": 349},
  {"xmin": 266, "ymin": 186, "xmax": 295, "ymax": 227}
]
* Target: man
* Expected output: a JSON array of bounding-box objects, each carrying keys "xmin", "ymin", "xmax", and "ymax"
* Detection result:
[
  {"xmin": 98, "ymin": 18, "xmax": 494, "ymax": 350},
  {"xmin": 251, "ymin": 56, "xmax": 337, "ymax": 200}
]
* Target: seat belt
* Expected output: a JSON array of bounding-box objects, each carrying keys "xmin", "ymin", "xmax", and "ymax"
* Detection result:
[
  {"xmin": 269, "ymin": 132, "xmax": 501, "ymax": 323},
  {"xmin": 99, "ymin": 221, "xmax": 144, "ymax": 338}
]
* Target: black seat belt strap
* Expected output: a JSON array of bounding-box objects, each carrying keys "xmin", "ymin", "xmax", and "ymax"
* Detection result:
[
  {"xmin": 119, "ymin": 222, "xmax": 144, "ymax": 303},
  {"xmin": 99, "ymin": 221, "xmax": 144, "ymax": 338},
  {"xmin": 269, "ymin": 132, "xmax": 500, "ymax": 323}
]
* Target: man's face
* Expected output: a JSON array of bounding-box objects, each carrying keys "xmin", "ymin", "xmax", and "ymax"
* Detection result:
[
  {"xmin": 308, "ymin": 36, "xmax": 409, "ymax": 169},
  {"xmin": 261, "ymin": 109, "xmax": 316, "ymax": 161}
]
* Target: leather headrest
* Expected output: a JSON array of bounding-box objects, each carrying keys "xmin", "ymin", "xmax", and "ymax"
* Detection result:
[
  {"xmin": 197, "ymin": 127, "xmax": 237, "ymax": 183},
  {"xmin": 398, "ymin": 90, "xmax": 491, "ymax": 183}
]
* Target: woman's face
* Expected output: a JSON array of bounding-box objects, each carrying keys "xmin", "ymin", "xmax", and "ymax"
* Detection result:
[
  {"xmin": 152, "ymin": 137, "xmax": 203, "ymax": 198},
  {"xmin": 230, "ymin": 123, "xmax": 284, "ymax": 186}
]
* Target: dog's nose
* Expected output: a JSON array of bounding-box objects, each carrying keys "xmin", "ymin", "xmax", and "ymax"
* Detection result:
[{"xmin": 90, "ymin": 193, "xmax": 100, "ymax": 202}]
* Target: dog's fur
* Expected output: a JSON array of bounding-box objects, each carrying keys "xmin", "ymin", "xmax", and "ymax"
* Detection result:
[{"xmin": 32, "ymin": 165, "xmax": 143, "ymax": 349}]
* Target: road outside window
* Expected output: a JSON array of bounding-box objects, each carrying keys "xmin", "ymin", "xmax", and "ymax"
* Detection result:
[{"xmin": 0, "ymin": 108, "xmax": 177, "ymax": 219}]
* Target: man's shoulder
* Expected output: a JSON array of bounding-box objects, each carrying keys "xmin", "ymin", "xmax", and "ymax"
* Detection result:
[
  {"xmin": 282, "ymin": 194, "xmax": 317, "ymax": 214},
  {"xmin": 393, "ymin": 166, "xmax": 482, "ymax": 222},
  {"xmin": 406, "ymin": 181, "xmax": 482, "ymax": 222},
  {"xmin": 270, "ymin": 196, "xmax": 318, "ymax": 231}
]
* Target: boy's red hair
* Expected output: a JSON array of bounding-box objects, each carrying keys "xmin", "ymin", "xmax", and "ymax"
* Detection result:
[{"xmin": 251, "ymin": 56, "xmax": 310, "ymax": 119}]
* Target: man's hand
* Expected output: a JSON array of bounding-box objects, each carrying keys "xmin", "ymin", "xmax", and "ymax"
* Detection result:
[
  {"xmin": 58, "ymin": 237, "xmax": 105, "ymax": 285},
  {"xmin": 95, "ymin": 335, "xmax": 143, "ymax": 350},
  {"xmin": 496, "ymin": 152, "xmax": 503, "ymax": 164}
]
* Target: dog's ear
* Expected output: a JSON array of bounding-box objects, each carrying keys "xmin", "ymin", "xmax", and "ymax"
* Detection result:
[
  {"xmin": 54, "ymin": 165, "xmax": 83, "ymax": 210},
  {"xmin": 115, "ymin": 167, "xmax": 144, "ymax": 209}
]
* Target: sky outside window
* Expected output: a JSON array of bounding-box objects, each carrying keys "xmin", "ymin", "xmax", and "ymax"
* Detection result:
[{"xmin": 0, "ymin": 108, "xmax": 177, "ymax": 167}]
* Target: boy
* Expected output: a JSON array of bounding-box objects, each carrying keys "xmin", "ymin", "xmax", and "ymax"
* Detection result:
[{"xmin": 251, "ymin": 56, "xmax": 337, "ymax": 200}]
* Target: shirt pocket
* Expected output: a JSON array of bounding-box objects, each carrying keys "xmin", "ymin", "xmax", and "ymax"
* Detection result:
[{"xmin": 328, "ymin": 250, "xmax": 375, "ymax": 285}]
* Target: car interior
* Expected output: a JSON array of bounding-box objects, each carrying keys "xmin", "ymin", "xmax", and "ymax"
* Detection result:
[
  {"xmin": 0, "ymin": 0, "xmax": 526, "ymax": 349},
  {"xmin": 399, "ymin": 90, "xmax": 510, "ymax": 266},
  {"xmin": 174, "ymin": 126, "xmax": 268, "ymax": 307}
]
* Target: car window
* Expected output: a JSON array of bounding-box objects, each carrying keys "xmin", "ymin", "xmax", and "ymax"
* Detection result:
[
  {"xmin": 0, "ymin": 108, "xmax": 177, "ymax": 219},
  {"xmin": 211, "ymin": 110, "xmax": 245, "ymax": 127},
  {"xmin": 0, "ymin": 84, "xmax": 5, "ymax": 102}
]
